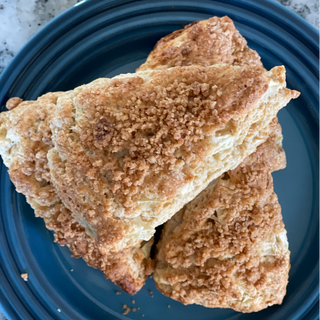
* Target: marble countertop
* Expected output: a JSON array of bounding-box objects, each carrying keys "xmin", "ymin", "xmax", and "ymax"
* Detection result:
[
  {"xmin": 0, "ymin": 1, "xmax": 318, "ymax": 319},
  {"xmin": 0, "ymin": 0, "xmax": 318, "ymax": 74}
]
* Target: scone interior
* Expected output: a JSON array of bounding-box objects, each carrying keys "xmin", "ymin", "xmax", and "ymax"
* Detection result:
[
  {"xmin": 153, "ymin": 123, "xmax": 290, "ymax": 312},
  {"xmin": 48, "ymin": 64, "xmax": 298, "ymax": 255}
]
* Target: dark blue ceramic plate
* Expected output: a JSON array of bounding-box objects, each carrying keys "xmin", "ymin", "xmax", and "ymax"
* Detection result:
[{"xmin": 0, "ymin": 1, "xmax": 318, "ymax": 319}]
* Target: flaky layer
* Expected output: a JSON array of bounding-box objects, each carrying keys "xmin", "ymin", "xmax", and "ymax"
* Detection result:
[
  {"xmin": 154, "ymin": 123, "xmax": 290, "ymax": 312},
  {"xmin": 47, "ymin": 64, "xmax": 298, "ymax": 254}
]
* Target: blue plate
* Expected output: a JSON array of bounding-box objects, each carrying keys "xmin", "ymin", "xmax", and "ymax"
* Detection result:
[{"xmin": 0, "ymin": 1, "xmax": 318, "ymax": 319}]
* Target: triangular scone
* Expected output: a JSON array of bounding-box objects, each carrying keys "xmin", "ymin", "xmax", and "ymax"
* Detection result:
[
  {"xmin": 0, "ymin": 16, "xmax": 299, "ymax": 296},
  {"xmin": 137, "ymin": 16, "xmax": 262, "ymax": 72},
  {"xmin": 48, "ymin": 64, "xmax": 298, "ymax": 255},
  {"xmin": 0, "ymin": 17, "xmax": 272, "ymax": 295},
  {"xmin": 153, "ymin": 120, "xmax": 290, "ymax": 312},
  {"xmin": 0, "ymin": 96, "xmax": 153, "ymax": 294}
]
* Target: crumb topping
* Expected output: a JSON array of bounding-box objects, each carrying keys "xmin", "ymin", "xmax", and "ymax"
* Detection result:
[
  {"xmin": 137, "ymin": 16, "xmax": 262, "ymax": 72},
  {"xmin": 0, "ymin": 93, "xmax": 62, "ymax": 207},
  {"xmin": 58, "ymin": 64, "xmax": 267, "ymax": 207},
  {"xmin": 50, "ymin": 64, "xmax": 269, "ymax": 253},
  {"xmin": 0, "ymin": 15, "xmax": 298, "ymax": 301},
  {"xmin": 154, "ymin": 126, "xmax": 290, "ymax": 312},
  {"xmin": 0, "ymin": 92, "xmax": 153, "ymax": 295}
]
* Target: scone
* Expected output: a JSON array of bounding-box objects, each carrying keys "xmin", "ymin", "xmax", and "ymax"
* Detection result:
[
  {"xmin": 47, "ymin": 64, "xmax": 297, "ymax": 256},
  {"xmin": 0, "ymin": 16, "xmax": 266, "ymax": 295},
  {"xmin": 137, "ymin": 16, "xmax": 263, "ymax": 72},
  {"xmin": 0, "ymin": 96, "xmax": 153, "ymax": 294},
  {"xmin": 0, "ymin": 16, "xmax": 298, "ymax": 296},
  {"xmin": 153, "ymin": 120, "xmax": 290, "ymax": 312},
  {"xmin": 0, "ymin": 64, "xmax": 297, "ymax": 293}
]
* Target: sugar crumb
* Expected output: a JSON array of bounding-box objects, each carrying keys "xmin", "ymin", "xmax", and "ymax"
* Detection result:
[
  {"xmin": 70, "ymin": 269, "xmax": 73, "ymax": 272},
  {"xmin": 57, "ymin": 309, "xmax": 61, "ymax": 313},
  {"xmin": 122, "ymin": 304, "xmax": 130, "ymax": 315},
  {"xmin": 21, "ymin": 273, "xmax": 28, "ymax": 281}
]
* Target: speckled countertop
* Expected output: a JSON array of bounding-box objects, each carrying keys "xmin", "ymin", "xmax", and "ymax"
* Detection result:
[
  {"xmin": 0, "ymin": 0, "xmax": 318, "ymax": 74},
  {"xmin": 0, "ymin": 0, "xmax": 318, "ymax": 319}
]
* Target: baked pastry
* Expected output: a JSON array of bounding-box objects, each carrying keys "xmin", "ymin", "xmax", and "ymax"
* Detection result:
[
  {"xmin": 153, "ymin": 120, "xmax": 290, "ymax": 312},
  {"xmin": 47, "ymin": 64, "xmax": 297, "ymax": 256},
  {"xmin": 137, "ymin": 16, "xmax": 262, "ymax": 72},
  {"xmin": 0, "ymin": 16, "xmax": 265, "ymax": 295},
  {"xmin": 0, "ymin": 66, "xmax": 292, "ymax": 293},
  {"xmin": 0, "ymin": 16, "xmax": 298, "ymax": 296},
  {"xmin": 0, "ymin": 95, "xmax": 153, "ymax": 294}
]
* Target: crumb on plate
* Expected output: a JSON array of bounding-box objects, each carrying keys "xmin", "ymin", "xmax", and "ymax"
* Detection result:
[
  {"xmin": 122, "ymin": 304, "xmax": 130, "ymax": 315},
  {"xmin": 21, "ymin": 273, "xmax": 28, "ymax": 281}
]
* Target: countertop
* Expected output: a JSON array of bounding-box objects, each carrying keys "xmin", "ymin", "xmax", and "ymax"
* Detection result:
[{"xmin": 0, "ymin": 0, "xmax": 318, "ymax": 74}]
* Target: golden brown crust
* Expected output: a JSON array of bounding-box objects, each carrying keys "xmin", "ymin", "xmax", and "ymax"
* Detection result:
[
  {"xmin": 153, "ymin": 125, "xmax": 290, "ymax": 312},
  {"xmin": 0, "ymin": 95, "xmax": 151, "ymax": 295},
  {"xmin": 137, "ymin": 16, "xmax": 262, "ymax": 72},
  {"xmin": 48, "ymin": 64, "xmax": 289, "ymax": 254},
  {"xmin": 6, "ymin": 97, "xmax": 23, "ymax": 110},
  {"xmin": 0, "ymin": 15, "xmax": 298, "ymax": 298},
  {"xmin": 0, "ymin": 93, "xmax": 62, "ymax": 207},
  {"xmin": 37, "ymin": 201, "xmax": 151, "ymax": 295}
]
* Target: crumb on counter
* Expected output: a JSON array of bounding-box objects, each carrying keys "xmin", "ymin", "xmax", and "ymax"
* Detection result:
[
  {"xmin": 168, "ymin": 305, "xmax": 171, "ymax": 308},
  {"xmin": 138, "ymin": 307, "xmax": 140, "ymax": 310},
  {"xmin": 132, "ymin": 299, "xmax": 135, "ymax": 304},
  {"xmin": 21, "ymin": 273, "xmax": 28, "ymax": 281},
  {"xmin": 132, "ymin": 308, "xmax": 137, "ymax": 312},
  {"xmin": 142, "ymin": 315, "xmax": 145, "ymax": 317},
  {"xmin": 122, "ymin": 304, "xmax": 130, "ymax": 315},
  {"xmin": 116, "ymin": 291, "xmax": 121, "ymax": 295}
]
